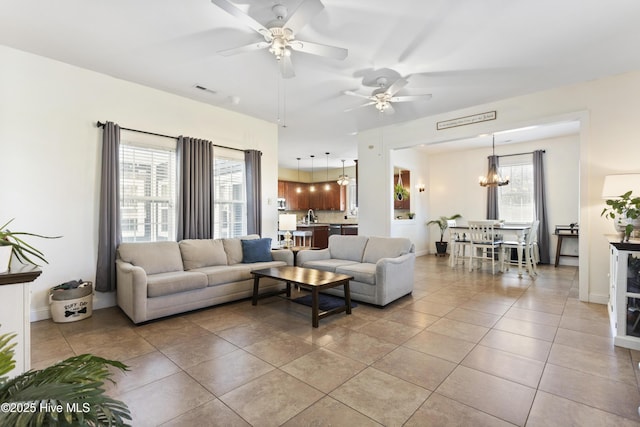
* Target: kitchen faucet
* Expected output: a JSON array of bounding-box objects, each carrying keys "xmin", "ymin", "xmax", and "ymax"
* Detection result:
[{"xmin": 306, "ymin": 209, "xmax": 316, "ymax": 224}]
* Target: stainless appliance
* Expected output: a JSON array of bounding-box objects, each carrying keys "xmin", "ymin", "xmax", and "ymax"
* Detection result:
[{"xmin": 277, "ymin": 198, "xmax": 286, "ymax": 211}]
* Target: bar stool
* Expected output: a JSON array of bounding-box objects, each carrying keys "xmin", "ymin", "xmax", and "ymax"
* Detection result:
[{"xmin": 293, "ymin": 230, "xmax": 313, "ymax": 247}]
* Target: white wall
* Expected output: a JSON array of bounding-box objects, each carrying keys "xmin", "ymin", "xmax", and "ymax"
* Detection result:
[
  {"xmin": 358, "ymin": 70, "xmax": 640, "ymax": 304},
  {"xmin": 427, "ymin": 134, "xmax": 580, "ymax": 263},
  {"xmin": 389, "ymin": 148, "xmax": 430, "ymax": 255},
  {"xmin": 0, "ymin": 46, "xmax": 279, "ymax": 320}
]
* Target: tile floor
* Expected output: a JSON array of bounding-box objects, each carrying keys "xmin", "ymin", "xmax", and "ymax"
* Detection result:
[{"xmin": 30, "ymin": 255, "xmax": 640, "ymax": 426}]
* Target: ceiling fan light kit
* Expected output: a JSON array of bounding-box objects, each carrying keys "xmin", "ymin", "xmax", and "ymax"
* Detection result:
[
  {"xmin": 211, "ymin": 0, "xmax": 348, "ymax": 79},
  {"xmin": 344, "ymin": 76, "xmax": 432, "ymax": 114}
]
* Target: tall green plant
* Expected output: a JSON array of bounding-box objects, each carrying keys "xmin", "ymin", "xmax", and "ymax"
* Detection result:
[
  {"xmin": 0, "ymin": 219, "xmax": 61, "ymax": 266},
  {"xmin": 0, "ymin": 328, "xmax": 131, "ymax": 426},
  {"xmin": 427, "ymin": 214, "xmax": 462, "ymax": 242}
]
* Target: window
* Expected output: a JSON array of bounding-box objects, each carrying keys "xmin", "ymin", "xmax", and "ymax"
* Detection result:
[
  {"xmin": 214, "ymin": 150, "xmax": 247, "ymax": 238},
  {"xmin": 119, "ymin": 143, "xmax": 176, "ymax": 242},
  {"xmin": 498, "ymin": 154, "xmax": 534, "ymax": 222}
]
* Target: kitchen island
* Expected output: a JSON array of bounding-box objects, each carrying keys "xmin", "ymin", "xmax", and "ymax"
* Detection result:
[{"xmin": 295, "ymin": 223, "xmax": 359, "ymax": 248}]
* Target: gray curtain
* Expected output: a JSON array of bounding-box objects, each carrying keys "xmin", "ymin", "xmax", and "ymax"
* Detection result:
[
  {"xmin": 95, "ymin": 122, "xmax": 121, "ymax": 292},
  {"xmin": 533, "ymin": 150, "xmax": 550, "ymax": 264},
  {"xmin": 245, "ymin": 149, "xmax": 262, "ymax": 236},
  {"xmin": 177, "ymin": 136, "xmax": 214, "ymax": 240},
  {"xmin": 486, "ymin": 155, "xmax": 499, "ymax": 220}
]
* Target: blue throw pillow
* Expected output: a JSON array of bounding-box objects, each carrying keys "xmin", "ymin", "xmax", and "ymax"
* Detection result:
[{"xmin": 241, "ymin": 238, "xmax": 273, "ymax": 263}]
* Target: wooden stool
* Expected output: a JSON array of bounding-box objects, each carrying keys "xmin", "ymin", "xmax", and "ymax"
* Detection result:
[{"xmin": 293, "ymin": 230, "xmax": 313, "ymax": 247}]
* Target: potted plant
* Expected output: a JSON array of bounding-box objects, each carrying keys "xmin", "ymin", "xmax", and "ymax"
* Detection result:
[
  {"xmin": 427, "ymin": 214, "xmax": 462, "ymax": 256},
  {"xmin": 394, "ymin": 182, "xmax": 409, "ymax": 201},
  {"xmin": 0, "ymin": 328, "xmax": 131, "ymax": 426},
  {"xmin": 0, "ymin": 218, "xmax": 61, "ymax": 272},
  {"xmin": 601, "ymin": 191, "xmax": 640, "ymax": 241}
]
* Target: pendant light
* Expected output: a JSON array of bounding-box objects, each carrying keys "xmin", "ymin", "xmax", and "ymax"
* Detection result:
[
  {"xmin": 479, "ymin": 135, "xmax": 510, "ymax": 187},
  {"xmin": 337, "ymin": 160, "xmax": 349, "ymax": 186},
  {"xmin": 309, "ymin": 155, "xmax": 315, "ymax": 192},
  {"xmin": 296, "ymin": 158, "xmax": 302, "ymax": 193},
  {"xmin": 324, "ymin": 152, "xmax": 331, "ymax": 191}
]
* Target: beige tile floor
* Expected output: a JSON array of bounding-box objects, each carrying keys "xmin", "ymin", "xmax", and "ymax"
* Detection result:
[{"xmin": 30, "ymin": 255, "xmax": 640, "ymax": 426}]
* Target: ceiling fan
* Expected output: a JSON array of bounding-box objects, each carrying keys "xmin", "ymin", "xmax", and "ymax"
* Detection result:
[
  {"xmin": 344, "ymin": 77, "xmax": 432, "ymax": 114},
  {"xmin": 211, "ymin": 0, "xmax": 348, "ymax": 78}
]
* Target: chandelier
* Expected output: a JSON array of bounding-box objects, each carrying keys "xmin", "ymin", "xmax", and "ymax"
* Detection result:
[
  {"xmin": 337, "ymin": 160, "xmax": 349, "ymax": 186},
  {"xmin": 479, "ymin": 135, "xmax": 509, "ymax": 187}
]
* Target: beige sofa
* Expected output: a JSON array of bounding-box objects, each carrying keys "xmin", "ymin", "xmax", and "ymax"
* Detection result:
[
  {"xmin": 296, "ymin": 235, "xmax": 415, "ymax": 306},
  {"xmin": 116, "ymin": 235, "xmax": 293, "ymax": 323}
]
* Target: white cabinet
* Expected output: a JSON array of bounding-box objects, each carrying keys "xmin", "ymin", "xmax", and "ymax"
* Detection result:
[
  {"xmin": 0, "ymin": 265, "xmax": 41, "ymax": 377},
  {"xmin": 608, "ymin": 239, "xmax": 640, "ymax": 350}
]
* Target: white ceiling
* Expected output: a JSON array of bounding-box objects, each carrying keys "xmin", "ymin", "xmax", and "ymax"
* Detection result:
[{"xmin": 1, "ymin": 0, "xmax": 639, "ymax": 170}]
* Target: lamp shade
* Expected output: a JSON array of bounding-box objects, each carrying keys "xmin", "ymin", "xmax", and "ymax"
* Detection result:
[
  {"xmin": 602, "ymin": 174, "xmax": 640, "ymax": 199},
  {"xmin": 278, "ymin": 214, "xmax": 297, "ymax": 231}
]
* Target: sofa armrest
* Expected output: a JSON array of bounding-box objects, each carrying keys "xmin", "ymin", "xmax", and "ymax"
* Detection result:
[
  {"xmin": 271, "ymin": 249, "xmax": 294, "ymax": 266},
  {"xmin": 296, "ymin": 248, "xmax": 330, "ymax": 266},
  {"xmin": 116, "ymin": 259, "xmax": 149, "ymax": 324},
  {"xmin": 375, "ymin": 253, "xmax": 416, "ymax": 302}
]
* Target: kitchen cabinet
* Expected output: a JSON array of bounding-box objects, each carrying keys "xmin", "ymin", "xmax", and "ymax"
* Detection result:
[
  {"xmin": 278, "ymin": 180, "xmax": 344, "ymax": 211},
  {"xmin": 297, "ymin": 225, "xmax": 329, "ymax": 249},
  {"xmin": 280, "ymin": 180, "xmax": 308, "ymax": 211},
  {"xmin": 309, "ymin": 182, "xmax": 345, "ymax": 211},
  {"xmin": 393, "ymin": 170, "xmax": 411, "ymax": 210},
  {"xmin": 608, "ymin": 237, "xmax": 640, "ymax": 350},
  {"xmin": 341, "ymin": 225, "xmax": 358, "ymax": 235}
]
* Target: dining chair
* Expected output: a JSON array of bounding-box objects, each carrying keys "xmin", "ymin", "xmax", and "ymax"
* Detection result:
[
  {"xmin": 448, "ymin": 219, "xmax": 470, "ymax": 267},
  {"xmin": 501, "ymin": 220, "xmax": 539, "ymax": 277},
  {"xmin": 467, "ymin": 220, "xmax": 503, "ymax": 274}
]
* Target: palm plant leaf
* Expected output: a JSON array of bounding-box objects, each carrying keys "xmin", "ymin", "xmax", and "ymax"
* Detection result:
[
  {"xmin": 0, "ymin": 331, "xmax": 131, "ymax": 427},
  {"xmin": 0, "ymin": 218, "xmax": 62, "ymax": 266}
]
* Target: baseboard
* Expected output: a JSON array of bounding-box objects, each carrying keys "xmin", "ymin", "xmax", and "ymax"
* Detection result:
[
  {"xmin": 30, "ymin": 291, "xmax": 117, "ymax": 322},
  {"xmin": 588, "ymin": 293, "xmax": 608, "ymax": 305}
]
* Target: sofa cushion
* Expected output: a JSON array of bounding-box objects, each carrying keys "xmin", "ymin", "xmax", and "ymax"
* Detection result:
[
  {"xmin": 191, "ymin": 265, "xmax": 253, "ymax": 287},
  {"xmin": 362, "ymin": 237, "xmax": 413, "ymax": 264},
  {"xmin": 302, "ymin": 259, "xmax": 359, "ymax": 273},
  {"xmin": 336, "ymin": 263, "xmax": 376, "ymax": 285},
  {"xmin": 179, "ymin": 239, "xmax": 227, "ymax": 270},
  {"xmin": 146, "ymin": 271, "xmax": 208, "ymax": 298},
  {"xmin": 192, "ymin": 260, "xmax": 287, "ymax": 286},
  {"xmin": 118, "ymin": 242, "xmax": 184, "ymax": 275},
  {"xmin": 328, "ymin": 235, "xmax": 369, "ymax": 263},
  {"xmin": 223, "ymin": 234, "xmax": 260, "ymax": 265},
  {"xmin": 242, "ymin": 238, "xmax": 273, "ymax": 263}
]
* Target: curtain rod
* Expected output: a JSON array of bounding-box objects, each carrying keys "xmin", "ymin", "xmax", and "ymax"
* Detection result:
[
  {"xmin": 498, "ymin": 150, "xmax": 545, "ymax": 158},
  {"xmin": 96, "ymin": 121, "xmax": 247, "ymax": 153}
]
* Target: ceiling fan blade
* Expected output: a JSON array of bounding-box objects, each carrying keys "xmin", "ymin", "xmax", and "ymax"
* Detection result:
[
  {"xmin": 284, "ymin": 0, "xmax": 324, "ymax": 34},
  {"xmin": 279, "ymin": 54, "xmax": 295, "ymax": 79},
  {"xmin": 217, "ymin": 41, "xmax": 270, "ymax": 56},
  {"xmin": 344, "ymin": 101, "xmax": 376, "ymax": 112},
  {"xmin": 289, "ymin": 40, "xmax": 348, "ymax": 60},
  {"xmin": 389, "ymin": 94, "xmax": 433, "ymax": 102},
  {"xmin": 211, "ymin": 0, "xmax": 270, "ymax": 36},
  {"xmin": 385, "ymin": 78, "xmax": 409, "ymax": 96},
  {"xmin": 343, "ymin": 90, "xmax": 374, "ymax": 100}
]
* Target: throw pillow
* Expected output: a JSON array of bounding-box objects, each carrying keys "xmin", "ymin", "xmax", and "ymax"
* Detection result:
[{"xmin": 241, "ymin": 238, "xmax": 273, "ymax": 263}]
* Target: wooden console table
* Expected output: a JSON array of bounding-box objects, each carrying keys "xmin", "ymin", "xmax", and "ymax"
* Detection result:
[
  {"xmin": 554, "ymin": 225, "xmax": 579, "ymax": 267},
  {"xmin": 0, "ymin": 265, "xmax": 41, "ymax": 377}
]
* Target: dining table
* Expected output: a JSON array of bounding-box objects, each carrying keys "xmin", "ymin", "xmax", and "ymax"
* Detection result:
[{"xmin": 448, "ymin": 223, "xmax": 532, "ymax": 276}]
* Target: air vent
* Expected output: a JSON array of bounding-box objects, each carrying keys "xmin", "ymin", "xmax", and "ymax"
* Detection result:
[{"xmin": 194, "ymin": 84, "xmax": 216, "ymax": 95}]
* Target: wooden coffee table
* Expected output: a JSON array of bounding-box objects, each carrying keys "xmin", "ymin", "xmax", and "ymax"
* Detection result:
[{"xmin": 251, "ymin": 266, "xmax": 353, "ymax": 327}]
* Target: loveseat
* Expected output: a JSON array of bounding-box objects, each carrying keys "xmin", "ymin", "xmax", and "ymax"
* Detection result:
[
  {"xmin": 296, "ymin": 235, "xmax": 415, "ymax": 306},
  {"xmin": 116, "ymin": 235, "xmax": 292, "ymax": 323}
]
